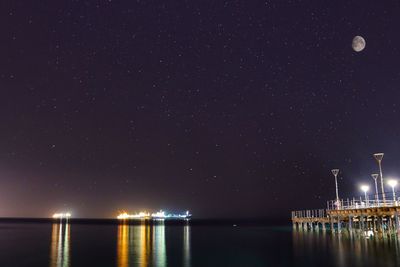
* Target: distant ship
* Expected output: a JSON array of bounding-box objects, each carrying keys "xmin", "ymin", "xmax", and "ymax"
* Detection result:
[{"xmin": 117, "ymin": 210, "xmax": 191, "ymax": 220}]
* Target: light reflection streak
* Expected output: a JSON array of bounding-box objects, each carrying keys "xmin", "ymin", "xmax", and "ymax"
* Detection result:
[
  {"xmin": 117, "ymin": 223, "xmax": 151, "ymax": 267},
  {"xmin": 140, "ymin": 223, "xmax": 150, "ymax": 266},
  {"xmin": 292, "ymin": 229, "xmax": 400, "ymax": 267},
  {"xmin": 63, "ymin": 224, "xmax": 70, "ymax": 267},
  {"xmin": 50, "ymin": 222, "xmax": 70, "ymax": 267},
  {"xmin": 152, "ymin": 222, "xmax": 166, "ymax": 267},
  {"xmin": 117, "ymin": 224, "xmax": 129, "ymax": 267},
  {"xmin": 183, "ymin": 224, "xmax": 191, "ymax": 267},
  {"xmin": 117, "ymin": 223, "xmax": 172, "ymax": 267}
]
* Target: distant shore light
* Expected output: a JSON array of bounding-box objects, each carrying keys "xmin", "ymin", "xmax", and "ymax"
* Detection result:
[{"xmin": 52, "ymin": 212, "xmax": 72, "ymax": 219}]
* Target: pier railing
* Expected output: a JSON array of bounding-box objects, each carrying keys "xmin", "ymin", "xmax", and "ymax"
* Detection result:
[
  {"xmin": 291, "ymin": 209, "xmax": 326, "ymax": 219},
  {"xmin": 326, "ymin": 198, "xmax": 400, "ymax": 211}
]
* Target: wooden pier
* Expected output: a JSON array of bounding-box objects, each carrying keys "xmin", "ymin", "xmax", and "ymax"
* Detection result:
[{"xmin": 292, "ymin": 198, "xmax": 400, "ymax": 236}]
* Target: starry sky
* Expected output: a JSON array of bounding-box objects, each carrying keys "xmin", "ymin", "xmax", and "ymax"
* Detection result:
[{"xmin": 0, "ymin": 1, "xmax": 400, "ymax": 218}]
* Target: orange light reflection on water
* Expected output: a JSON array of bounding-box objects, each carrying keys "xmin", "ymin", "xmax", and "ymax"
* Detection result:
[
  {"xmin": 50, "ymin": 223, "xmax": 70, "ymax": 267},
  {"xmin": 117, "ymin": 222, "xmax": 170, "ymax": 267},
  {"xmin": 117, "ymin": 224, "xmax": 129, "ymax": 267}
]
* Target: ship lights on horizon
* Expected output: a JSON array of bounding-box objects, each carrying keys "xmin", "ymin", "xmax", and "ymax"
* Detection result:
[
  {"xmin": 52, "ymin": 212, "xmax": 72, "ymax": 219},
  {"xmin": 151, "ymin": 210, "xmax": 166, "ymax": 218},
  {"xmin": 50, "ymin": 210, "xmax": 191, "ymax": 220},
  {"xmin": 117, "ymin": 210, "xmax": 191, "ymax": 220},
  {"xmin": 117, "ymin": 211, "xmax": 150, "ymax": 220}
]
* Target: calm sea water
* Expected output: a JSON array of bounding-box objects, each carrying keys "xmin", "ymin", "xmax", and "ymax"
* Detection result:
[{"xmin": 1, "ymin": 221, "xmax": 400, "ymax": 267}]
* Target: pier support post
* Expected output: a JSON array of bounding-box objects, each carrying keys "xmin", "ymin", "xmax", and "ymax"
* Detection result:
[
  {"xmin": 376, "ymin": 216, "xmax": 382, "ymax": 234},
  {"xmin": 348, "ymin": 216, "xmax": 353, "ymax": 232},
  {"xmin": 381, "ymin": 217, "xmax": 385, "ymax": 235},
  {"xmin": 322, "ymin": 223, "xmax": 326, "ymax": 231},
  {"xmin": 360, "ymin": 215, "xmax": 365, "ymax": 234},
  {"xmin": 388, "ymin": 217, "xmax": 393, "ymax": 234},
  {"xmin": 337, "ymin": 216, "xmax": 341, "ymax": 233}
]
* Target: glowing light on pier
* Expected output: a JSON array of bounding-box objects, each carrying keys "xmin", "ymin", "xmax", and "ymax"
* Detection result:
[
  {"xmin": 360, "ymin": 185, "xmax": 369, "ymax": 193},
  {"xmin": 360, "ymin": 185, "xmax": 369, "ymax": 206},
  {"xmin": 388, "ymin": 179, "xmax": 398, "ymax": 188},
  {"xmin": 388, "ymin": 179, "xmax": 398, "ymax": 201}
]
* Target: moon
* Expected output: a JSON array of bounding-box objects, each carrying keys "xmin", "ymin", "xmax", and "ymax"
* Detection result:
[{"xmin": 352, "ymin": 36, "xmax": 366, "ymax": 52}]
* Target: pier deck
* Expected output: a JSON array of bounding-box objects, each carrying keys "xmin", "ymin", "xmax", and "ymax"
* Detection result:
[{"xmin": 291, "ymin": 198, "xmax": 400, "ymax": 234}]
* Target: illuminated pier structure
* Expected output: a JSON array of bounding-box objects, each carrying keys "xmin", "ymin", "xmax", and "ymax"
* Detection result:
[
  {"xmin": 291, "ymin": 196, "xmax": 400, "ymax": 237},
  {"xmin": 117, "ymin": 210, "xmax": 191, "ymax": 221}
]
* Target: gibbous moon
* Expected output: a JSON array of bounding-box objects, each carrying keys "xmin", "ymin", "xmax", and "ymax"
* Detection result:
[{"xmin": 352, "ymin": 36, "xmax": 366, "ymax": 52}]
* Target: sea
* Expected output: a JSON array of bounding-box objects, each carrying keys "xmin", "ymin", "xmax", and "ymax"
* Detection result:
[{"xmin": 0, "ymin": 219, "xmax": 399, "ymax": 267}]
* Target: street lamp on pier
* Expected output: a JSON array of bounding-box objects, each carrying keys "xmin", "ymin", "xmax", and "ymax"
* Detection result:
[
  {"xmin": 331, "ymin": 169, "xmax": 340, "ymax": 209},
  {"xmin": 361, "ymin": 185, "xmax": 369, "ymax": 207},
  {"xmin": 388, "ymin": 180, "xmax": 398, "ymax": 203},
  {"xmin": 373, "ymin": 153, "xmax": 386, "ymax": 203},
  {"xmin": 371, "ymin": 174, "xmax": 379, "ymax": 203}
]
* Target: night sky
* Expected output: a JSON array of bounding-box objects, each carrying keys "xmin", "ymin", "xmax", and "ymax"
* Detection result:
[{"xmin": 1, "ymin": 1, "xmax": 400, "ymax": 218}]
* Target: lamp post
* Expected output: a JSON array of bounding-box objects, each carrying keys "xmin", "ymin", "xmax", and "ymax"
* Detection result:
[
  {"xmin": 388, "ymin": 180, "xmax": 398, "ymax": 204},
  {"xmin": 371, "ymin": 174, "xmax": 379, "ymax": 204},
  {"xmin": 331, "ymin": 169, "xmax": 340, "ymax": 209},
  {"xmin": 361, "ymin": 185, "xmax": 369, "ymax": 207},
  {"xmin": 373, "ymin": 153, "xmax": 385, "ymax": 203}
]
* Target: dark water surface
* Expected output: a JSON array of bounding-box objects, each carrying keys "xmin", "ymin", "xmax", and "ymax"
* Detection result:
[{"xmin": 1, "ymin": 221, "xmax": 400, "ymax": 267}]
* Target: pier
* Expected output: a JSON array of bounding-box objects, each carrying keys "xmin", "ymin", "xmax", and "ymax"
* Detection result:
[
  {"xmin": 292, "ymin": 196, "xmax": 400, "ymax": 236},
  {"xmin": 291, "ymin": 152, "xmax": 400, "ymax": 237}
]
